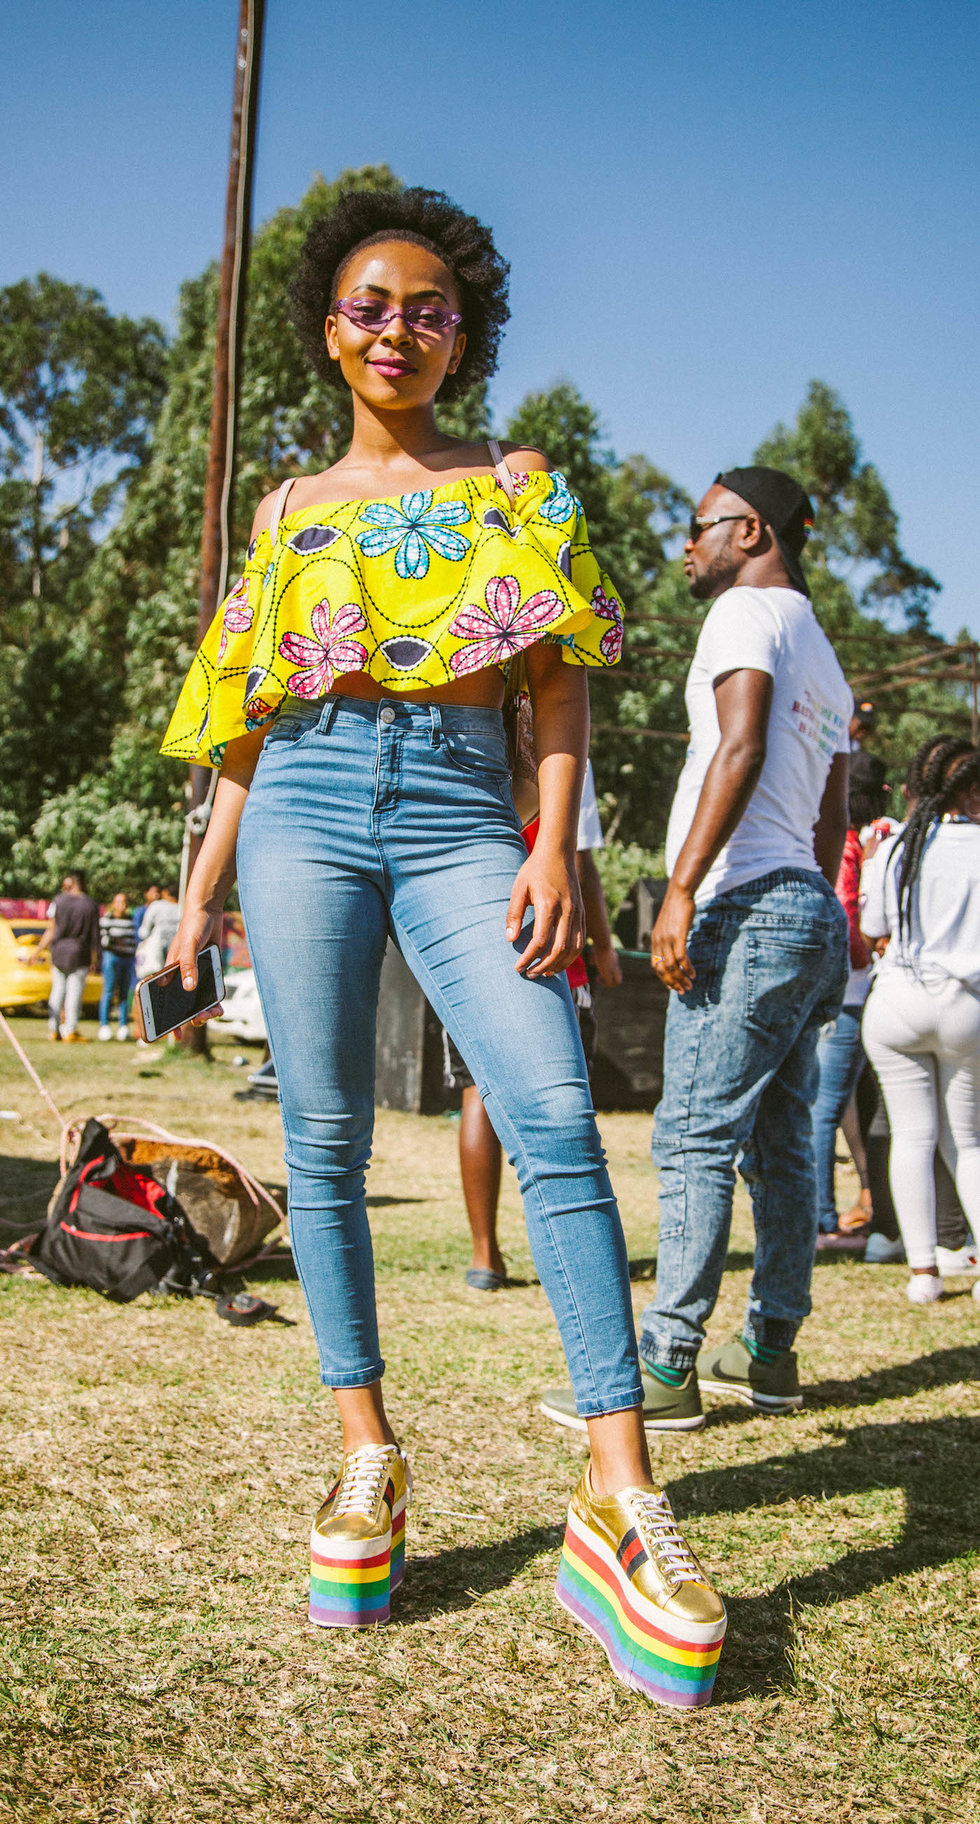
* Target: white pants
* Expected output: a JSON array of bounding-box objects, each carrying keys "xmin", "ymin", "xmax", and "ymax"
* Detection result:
[
  {"xmin": 862, "ymin": 972, "xmax": 980, "ymax": 1269},
  {"xmin": 48, "ymin": 965, "xmax": 88, "ymax": 1036}
]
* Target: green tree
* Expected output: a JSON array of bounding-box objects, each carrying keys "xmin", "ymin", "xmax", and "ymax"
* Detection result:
[
  {"xmin": 8, "ymin": 732, "xmax": 184, "ymax": 901},
  {"xmin": 752, "ymin": 380, "xmax": 969, "ymax": 787},
  {"xmin": 505, "ymin": 382, "xmax": 692, "ymax": 849},
  {"xmin": 0, "ymin": 278, "xmax": 167, "ymax": 865},
  {"xmin": 754, "ymin": 380, "xmax": 939, "ymax": 633},
  {"xmin": 0, "ymin": 273, "xmax": 167, "ymax": 644}
]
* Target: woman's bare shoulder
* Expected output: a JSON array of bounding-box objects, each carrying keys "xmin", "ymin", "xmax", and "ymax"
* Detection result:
[
  {"xmin": 250, "ymin": 488, "xmax": 281, "ymax": 540},
  {"xmin": 250, "ymin": 466, "xmax": 342, "ymax": 536},
  {"xmin": 497, "ymin": 442, "xmax": 552, "ymax": 473}
]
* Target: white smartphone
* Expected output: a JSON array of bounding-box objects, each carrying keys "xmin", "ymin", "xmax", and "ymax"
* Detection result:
[{"xmin": 134, "ymin": 945, "xmax": 225, "ymax": 1043}]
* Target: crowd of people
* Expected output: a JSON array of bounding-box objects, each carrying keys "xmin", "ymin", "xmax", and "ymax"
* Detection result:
[
  {"xmin": 33, "ymin": 185, "xmax": 976, "ymax": 1711},
  {"xmin": 32, "ymin": 877, "xmax": 180, "ymax": 1040}
]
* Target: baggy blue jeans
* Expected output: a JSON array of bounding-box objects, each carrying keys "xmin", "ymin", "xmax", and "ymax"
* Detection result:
[
  {"xmin": 640, "ymin": 869, "xmax": 848, "ymax": 1371},
  {"xmin": 237, "ymin": 695, "xmax": 642, "ymax": 1417}
]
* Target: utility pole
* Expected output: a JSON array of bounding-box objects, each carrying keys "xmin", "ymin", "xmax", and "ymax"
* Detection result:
[{"xmin": 180, "ymin": 0, "xmax": 265, "ymax": 1051}]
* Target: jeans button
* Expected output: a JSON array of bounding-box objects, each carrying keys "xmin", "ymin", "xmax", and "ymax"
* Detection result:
[{"xmin": 379, "ymin": 705, "xmax": 396, "ymax": 725}]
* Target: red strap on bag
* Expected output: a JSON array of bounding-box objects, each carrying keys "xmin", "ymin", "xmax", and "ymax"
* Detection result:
[{"xmin": 69, "ymin": 1156, "xmax": 172, "ymax": 1219}]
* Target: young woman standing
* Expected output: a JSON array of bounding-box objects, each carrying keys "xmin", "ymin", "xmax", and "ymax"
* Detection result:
[
  {"xmin": 161, "ymin": 188, "xmax": 726, "ymax": 1705},
  {"xmin": 861, "ymin": 737, "xmax": 980, "ymax": 1303}
]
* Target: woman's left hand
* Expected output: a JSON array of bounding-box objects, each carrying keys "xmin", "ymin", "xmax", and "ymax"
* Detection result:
[{"xmin": 506, "ymin": 849, "xmax": 585, "ymax": 977}]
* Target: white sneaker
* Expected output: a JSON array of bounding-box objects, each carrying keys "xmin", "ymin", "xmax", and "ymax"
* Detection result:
[
  {"xmin": 906, "ymin": 1274, "xmax": 943, "ymax": 1305},
  {"xmin": 864, "ymin": 1233, "xmax": 906, "ymax": 1264},
  {"xmin": 934, "ymin": 1244, "xmax": 979, "ymax": 1276},
  {"xmin": 98, "ymin": 1024, "xmax": 112, "ymax": 1042},
  {"xmin": 117, "ymin": 1024, "xmax": 129, "ymax": 1042},
  {"xmin": 973, "ymin": 1279, "xmax": 980, "ymax": 1304}
]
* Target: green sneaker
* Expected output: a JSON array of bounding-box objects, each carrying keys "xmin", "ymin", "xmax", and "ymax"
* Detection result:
[
  {"xmin": 638, "ymin": 1368, "xmax": 705, "ymax": 1431},
  {"xmin": 539, "ymin": 1370, "xmax": 704, "ymax": 1434},
  {"xmin": 697, "ymin": 1337, "xmax": 802, "ymax": 1412}
]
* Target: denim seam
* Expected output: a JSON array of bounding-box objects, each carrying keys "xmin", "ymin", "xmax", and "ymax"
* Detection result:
[
  {"xmin": 492, "ymin": 1101, "xmax": 605, "ymax": 1414},
  {"xmin": 649, "ymin": 982, "xmax": 715, "ymax": 1360},
  {"xmin": 284, "ymin": 1173, "xmax": 386, "ymax": 1387}
]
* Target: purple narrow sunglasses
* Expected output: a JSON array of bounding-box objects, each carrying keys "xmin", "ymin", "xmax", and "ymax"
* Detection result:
[{"xmin": 336, "ymin": 297, "xmax": 462, "ymax": 336}]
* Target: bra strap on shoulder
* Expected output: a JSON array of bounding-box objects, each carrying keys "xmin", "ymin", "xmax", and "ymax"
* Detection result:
[
  {"xmin": 487, "ymin": 438, "xmax": 516, "ymax": 507},
  {"xmin": 268, "ymin": 476, "xmax": 296, "ymax": 546}
]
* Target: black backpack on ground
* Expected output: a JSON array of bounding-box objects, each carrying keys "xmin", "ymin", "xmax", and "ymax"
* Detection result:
[{"xmin": 32, "ymin": 1118, "xmax": 219, "ymax": 1302}]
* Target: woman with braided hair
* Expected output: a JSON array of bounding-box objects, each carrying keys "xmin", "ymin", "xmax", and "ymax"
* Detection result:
[{"xmin": 861, "ymin": 736, "xmax": 980, "ymax": 1303}]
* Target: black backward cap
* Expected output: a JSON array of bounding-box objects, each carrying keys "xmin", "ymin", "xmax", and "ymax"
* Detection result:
[{"xmin": 714, "ymin": 465, "xmax": 815, "ymax": 597}]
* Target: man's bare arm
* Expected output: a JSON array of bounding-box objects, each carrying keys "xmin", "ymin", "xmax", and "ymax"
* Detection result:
[
  {"xmin": 650, "ymin": 667, "xmax": 772, "ymax": 992},
  {"xmin": 812, "ymin": 751, "xmax": 849, "ymax": 887}
]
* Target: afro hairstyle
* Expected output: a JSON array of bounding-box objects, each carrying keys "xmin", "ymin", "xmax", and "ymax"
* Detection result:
[{"xmin": 289, "ymin": 186, "xmax": 510, "ymax": 404}]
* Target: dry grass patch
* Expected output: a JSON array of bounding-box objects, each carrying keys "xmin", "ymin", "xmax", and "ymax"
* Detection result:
[{"xmin": 1, "ymin": 1023, "xmax": 978, "ymax": 1822}]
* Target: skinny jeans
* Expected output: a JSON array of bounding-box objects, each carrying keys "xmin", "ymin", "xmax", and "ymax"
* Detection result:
[
  {"xmin": 861, "ymin": 970, "xmax": 980, "ymax": 1268},
  {"xmin": 237, "ymin": 695, "xmax": 642, "ymax": 1417}
]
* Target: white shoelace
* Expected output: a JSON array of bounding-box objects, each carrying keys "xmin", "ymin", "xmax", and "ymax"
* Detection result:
[
  {"xmin": 332, "ymin": 1445, "xmax": 402, "ymax": 1517},
  {"xmin": 626, "ymin": 1490, "xmax": 702, "ymax": 1582}
]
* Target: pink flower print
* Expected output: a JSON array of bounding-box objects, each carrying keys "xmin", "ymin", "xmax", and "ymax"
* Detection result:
[
  {"xmin": 278, "ymin": 598, "xmax": 368, "ymax": 697},
  {"xmin": 591, "ymin": 583, "xmax": 624, "ymax": 664},
  {"xmin": 448, "ymin": 575, "xmax": 563, "ymax": 677},
  {"xmin": 217, "ymin": 577, "xmax": 253, "ymax": 660}
]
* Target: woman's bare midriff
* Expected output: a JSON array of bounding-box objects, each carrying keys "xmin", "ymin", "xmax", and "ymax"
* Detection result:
[{"xmin": 329, "ymin": 670, "xmax": 506, "ymax": 710}]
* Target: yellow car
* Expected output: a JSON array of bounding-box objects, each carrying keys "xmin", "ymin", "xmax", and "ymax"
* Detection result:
[{"xmin": 0, "ymin": 917, "xmax": 102, "ymax": 1013}]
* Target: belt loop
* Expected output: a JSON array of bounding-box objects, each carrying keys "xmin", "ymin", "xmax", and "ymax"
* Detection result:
[
  {"xmin": 428, "ymin": 702, "xmax": 443, "ymax": 746},
  {"xmin": 316, "ymin": 696, "xmax": 339, "ymax": 736}
]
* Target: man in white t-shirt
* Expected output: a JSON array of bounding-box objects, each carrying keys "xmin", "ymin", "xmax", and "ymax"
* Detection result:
[{"xmin": 641, "ymin": 467, "xmax": 850, "ymax": 1425}]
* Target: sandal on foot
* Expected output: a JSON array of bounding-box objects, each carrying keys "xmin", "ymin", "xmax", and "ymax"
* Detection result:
[{"xmin": 465, "ymin": 1267, "xmax": 507, "ymax": 1291}]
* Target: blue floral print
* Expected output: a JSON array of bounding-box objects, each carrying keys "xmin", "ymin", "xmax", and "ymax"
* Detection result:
[
  {"xmin": 356, "ymin": 490, "xmax": 471, "ymax": 579},
  {"xmin": 538, "ymin": 472, "xmax": 578, "ymax": 526}
]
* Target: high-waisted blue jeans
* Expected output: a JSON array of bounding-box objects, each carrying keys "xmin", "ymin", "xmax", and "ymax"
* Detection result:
[{"xmin": 237, "ymin": 695, "xmax": 642, "ymax": 1418}]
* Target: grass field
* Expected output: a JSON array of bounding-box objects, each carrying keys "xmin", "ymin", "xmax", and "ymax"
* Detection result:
[{"xmin": 1, "ymin": 1019, "xmax": 977, "ymax": 1823}]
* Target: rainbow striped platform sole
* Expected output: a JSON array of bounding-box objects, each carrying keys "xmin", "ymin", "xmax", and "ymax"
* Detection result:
[
  {"xmin": 556, "ymin": 1506, "xmax": 726, "ymax": 1706},
  {"xmin": 309, "ymin": 1492, "xmax": 407, "ymax": 1628}
]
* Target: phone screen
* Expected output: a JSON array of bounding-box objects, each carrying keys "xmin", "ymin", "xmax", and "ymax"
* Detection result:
[{"xmin": 145, "ymin": 950, "xmax": 220, "ymax": 1038}]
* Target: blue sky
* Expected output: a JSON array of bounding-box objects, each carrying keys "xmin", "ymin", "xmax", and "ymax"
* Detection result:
[{"xmin": 3, "ymin": 0, "xmax": 978, "ymax": 637}]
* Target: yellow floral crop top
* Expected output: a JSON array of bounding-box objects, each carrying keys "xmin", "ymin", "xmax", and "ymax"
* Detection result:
[{"xmin": 161, "ymin": 466, "xmax": 625, "ymax": 767}]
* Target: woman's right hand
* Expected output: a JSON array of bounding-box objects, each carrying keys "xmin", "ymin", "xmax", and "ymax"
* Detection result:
[{"xmin": 166, "ymin": 903, "xmax": 224, "ymax": 1034}]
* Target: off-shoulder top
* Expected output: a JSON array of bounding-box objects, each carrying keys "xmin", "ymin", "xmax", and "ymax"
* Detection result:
[{"xmin": 160, "ymin": 446, "xmax": 625, "ymax": 767}]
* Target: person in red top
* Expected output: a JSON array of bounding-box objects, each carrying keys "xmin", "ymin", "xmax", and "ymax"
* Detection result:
[
  {"xmin": 811, "ymin": 752, "xmax": 887, "ymax": 1242},
  {"xmin": 443, "ymin": 763, "xmax": 622, "ymax": 1289}
]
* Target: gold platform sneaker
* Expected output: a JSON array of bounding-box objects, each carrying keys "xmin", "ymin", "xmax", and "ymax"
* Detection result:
[
  {"xmin": 309, "ymin": 1444, "xmax": 412, "ymax": 1628},
  {"xmin": 556, "ymin": 1467, "xmax": 727, "ymax": 1705}
]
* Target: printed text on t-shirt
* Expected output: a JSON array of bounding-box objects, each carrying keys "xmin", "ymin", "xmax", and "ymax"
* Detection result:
[{"xmin": 792, "ymin": 690, "xmax": 847, "ymax": 761}]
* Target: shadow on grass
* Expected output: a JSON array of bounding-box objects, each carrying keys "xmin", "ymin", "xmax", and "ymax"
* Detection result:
[
  {"xmin": 668, "ymin": 1408, "xmax": 980, "ymax": 1701},
  {"xmin": 808, "ymin": 1341, "xmax": 980, "ymax": 1409},
  {"xmin": 394, "ymin": 1356, "xmax": 979, "ymax": 1699},
  {"xmin": 394, "ymin": 1521, "xmax": 565, "ymax": 1624},
  {"xmin": 628, "ymin": 1249, "xmax": 755, "ymax": 1281}
]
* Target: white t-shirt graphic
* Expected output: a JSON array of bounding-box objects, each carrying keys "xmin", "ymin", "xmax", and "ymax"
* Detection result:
[{"xmin": 665, "ymin": 586, "xmax": 852, "ymax": 905}]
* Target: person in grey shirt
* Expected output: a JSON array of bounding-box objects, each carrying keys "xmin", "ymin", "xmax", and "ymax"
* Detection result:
[{"xmin": 33, "ymin": 870, "xmax": 101, "ymax": 1041}]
